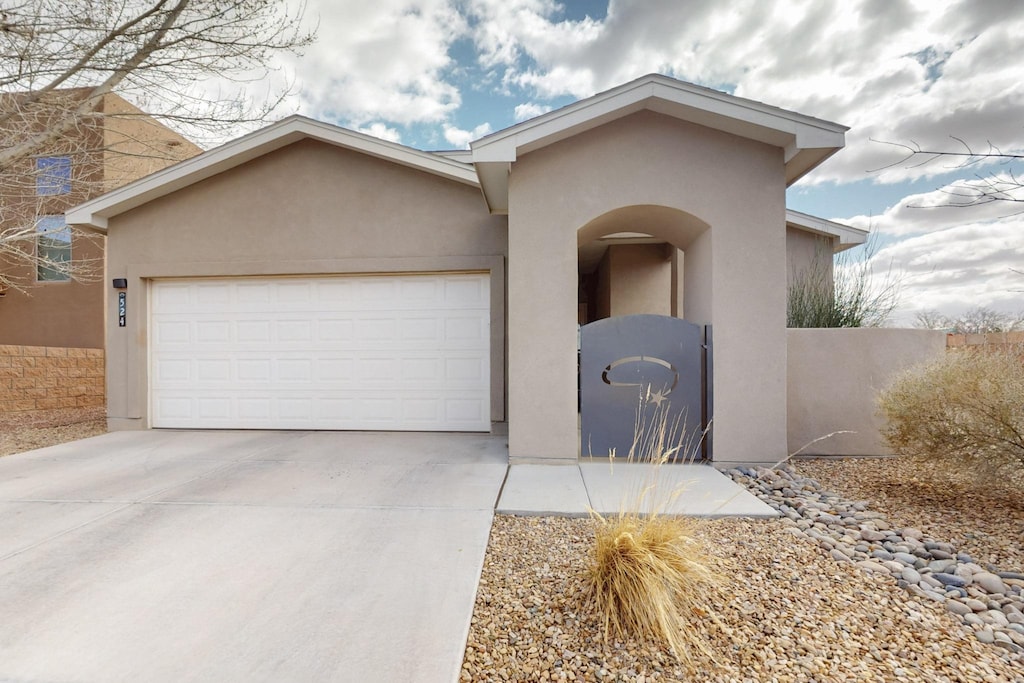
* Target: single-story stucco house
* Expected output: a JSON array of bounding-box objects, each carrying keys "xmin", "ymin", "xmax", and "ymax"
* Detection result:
[{"xmin": 67, "ymin": 74, "xmax": 867, "ymax": 466}]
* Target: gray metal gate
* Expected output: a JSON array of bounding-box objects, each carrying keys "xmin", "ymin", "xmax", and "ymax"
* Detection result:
[{"xmin": 580, "ymin": 315, "xmax": 711, "ymax": 461}]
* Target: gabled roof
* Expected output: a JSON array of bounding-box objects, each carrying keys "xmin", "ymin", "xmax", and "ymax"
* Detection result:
[
  {"xmin": 786, "ymin": 209, "xmax": 868, "ymax": 253},
  {"xmin": 67, "ymin": 115, "xmax": 479, "ymax": 231},
  {"xmin": 471, "ymin": 74, "xmax": 849, "ymax": 214}
]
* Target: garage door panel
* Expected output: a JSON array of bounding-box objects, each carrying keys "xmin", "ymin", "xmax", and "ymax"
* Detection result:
[{"xmin": 150, "ymin": 274, "xmax": 490, "ymax": 431}]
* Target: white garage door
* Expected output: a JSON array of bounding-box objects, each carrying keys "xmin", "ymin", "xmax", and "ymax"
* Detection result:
[{"xmin": 150, "ymin": 274, "xmax": 490, "ymax": 431}]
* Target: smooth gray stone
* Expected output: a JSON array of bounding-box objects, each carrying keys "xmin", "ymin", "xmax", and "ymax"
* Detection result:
[
  {"xmin": 964, "ymin": 598, "xmax": 988, "ymax": 612},
  {"xmin": 830, "ymin": 549, "xmax": 852, "ymax": 563},
  {"xmin": 974, "ymin": 572, "xmax": 1008, "ymax": 595},
  {"xmin": 929, "ymin": 559, "xmax": 958, "ymax": 574},
  {"xmin": 901, "ymin": 567, "xmax": 922, "ymax": 584},
  {"xmin": 946, "ymin": 601, "xmax": 972, "ymax": 616},
  {"xmin": 933, "ymin": 573, "xmax": 967, "ymax": 588}
]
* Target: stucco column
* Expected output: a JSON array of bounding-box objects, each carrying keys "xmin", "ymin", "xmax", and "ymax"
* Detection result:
[
  {"xmin": 709, "ymin": 207, "xmax": 789, "ymax": 466},
  {"xmin": 506, "ymin": 183, "xmax": 579, "ymax": 463}
]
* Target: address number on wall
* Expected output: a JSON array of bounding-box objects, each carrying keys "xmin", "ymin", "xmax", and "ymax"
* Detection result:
[{"xmin": 118, "ymin": 291, "xmax": 126, "ymax": 327}]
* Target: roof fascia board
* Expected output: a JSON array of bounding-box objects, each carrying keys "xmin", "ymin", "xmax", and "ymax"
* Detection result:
[
  {"xmin": 472, "ymin": 75, "xmax": 847, "ymax": 164},
  {"xmin": 786, "ymin": 208, "xmax": 868, "ymax": 250},
  {"xmin": 67, "ymin": 116, "xmax": 478, "ymax": 231}
]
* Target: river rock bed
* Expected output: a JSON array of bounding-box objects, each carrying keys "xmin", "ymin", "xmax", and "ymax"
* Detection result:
[{"xmin": 728, "ymin": 464, "xmax": 1024, "ymax": 660}]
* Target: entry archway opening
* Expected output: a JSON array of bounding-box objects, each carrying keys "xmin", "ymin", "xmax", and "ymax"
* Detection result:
[{"xmin": 577, "ymin": 204, "xmax": 711, "ymax": 326}]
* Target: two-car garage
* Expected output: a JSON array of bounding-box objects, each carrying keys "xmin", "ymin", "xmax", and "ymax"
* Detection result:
[
  {"xmin": 68, "ymin": 118, "xmax": 508, "ymax": 435},
  {"xmin": 149, "ymin": 273, "xmax": 491, "ymax": 432}
]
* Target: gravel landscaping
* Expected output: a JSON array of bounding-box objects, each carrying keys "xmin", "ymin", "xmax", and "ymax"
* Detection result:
[
  {"xmin": 0, "ymin": 406, "xmax": 106, "ymax": 457},
  {"xmin": 462, "ymin": 459, "xmax": 1024, "ymax": 682}
]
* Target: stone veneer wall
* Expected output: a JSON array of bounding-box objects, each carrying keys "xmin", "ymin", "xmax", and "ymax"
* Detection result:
[{"xmin": 0, "ymin": 345, "xmax": 105, "ymax": 412}]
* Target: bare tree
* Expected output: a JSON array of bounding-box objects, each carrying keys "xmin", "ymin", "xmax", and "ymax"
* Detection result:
[
  {"xmin": 0, "ymin": 0, "xmax": 315, "ymax": 291},
  {"xmin": 914, "ymin": 306, "xmax": 1024, "ymax": 334},
  {"xmin": 870, "ymin": 137, "xmax": 1024, "ymax": 214}
]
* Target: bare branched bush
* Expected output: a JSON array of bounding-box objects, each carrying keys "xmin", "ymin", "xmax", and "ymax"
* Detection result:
[
  {"xmin": 0, "ymin": 0, "xmax": 315, "ymax": 290},
  {"xmin": 878, "ymin": 346, "xmax": 1024, "ymax": 477},
  {"xmin": 914, "ymin": 306, "xmax": 1024, "ymax": 334},
  {"xmin": 585, "ymin": 397, "xmax": 724, "ymax": 668}
]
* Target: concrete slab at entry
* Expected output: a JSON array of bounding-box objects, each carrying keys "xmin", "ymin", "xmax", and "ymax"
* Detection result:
[{"xmin": 497, "ymin": 462, "xmax": 777, "ymax": 518}]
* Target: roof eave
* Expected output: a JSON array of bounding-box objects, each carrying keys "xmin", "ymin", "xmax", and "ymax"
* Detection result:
[
  {"xmin": 66, "ymin": 116, "xmax": 479, "ymax": 231},
  {"xmin": 786, "ymin": 208, "xmax": 868, "ymax": 253},
  {"xmin": 471, "ymin": 74, "xmax": 848, "ymax": 209}
]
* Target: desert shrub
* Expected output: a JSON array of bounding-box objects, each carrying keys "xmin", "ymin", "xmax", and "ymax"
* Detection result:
[
  {"xmin": 878, "ymin": 346, "xmax": 1024, "ymax": 475},
  {"xmin": 788, "ymin": 237, "xmax": 901, "ymax": 328},
  {"xmin": 584, "ymin": 399, "xmax": 722, "ymax": 667}
]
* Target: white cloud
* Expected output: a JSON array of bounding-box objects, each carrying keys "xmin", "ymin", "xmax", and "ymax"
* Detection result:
[
  {"xmin": 353, "ymin": 123, "xmax": 403, "ymax": 143},
  {"xmin": 513, "ymin": 102, "xmax": 552, "ymax": 121},
  {"xmin": 287, "ymin": 0, "xmax": 467, "ymax": 126},
  {"xmin": 443, "ymin": 122, "xmax": 493, "ymax": 148},
  {"xmin": 843, "ymin": 172, "xmax": 1024, "ymax": 236},
  {"xmin": 457, "ymin": 0, "xmax": 1024, "ymax": 186},
  {"xmin": 858, "ymin": 217, "xmax": 1024, "ymax": 324}
]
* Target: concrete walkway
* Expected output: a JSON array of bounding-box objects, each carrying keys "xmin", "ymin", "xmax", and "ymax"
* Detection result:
[
  {"xmin": 498, "ymin": 460, "xmax": 777, "ymax": 517},
  {"xmin": 0, "ymin": 430, "xmax": 772, "ymax": 683}
]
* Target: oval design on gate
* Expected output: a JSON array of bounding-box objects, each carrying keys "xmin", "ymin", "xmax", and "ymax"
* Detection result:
[{"xmin": 601, "ymin": 355, "xmax": 679, "ymax": 394}]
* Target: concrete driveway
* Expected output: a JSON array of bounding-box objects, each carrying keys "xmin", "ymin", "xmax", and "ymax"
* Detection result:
[{"xmin": 0, "ymin": 430, "xmax": 508, "ymax": 683}]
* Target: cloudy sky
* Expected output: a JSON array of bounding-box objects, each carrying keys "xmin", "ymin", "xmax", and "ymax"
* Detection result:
[{"xmin": 273, "ymin": 0, "xmax": 1023, "ymax": 325}]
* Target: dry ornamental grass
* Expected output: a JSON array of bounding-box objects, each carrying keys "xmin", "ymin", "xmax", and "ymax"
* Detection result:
[{"xmin": 586, "ymin": 512, "xmax": 723, "ymax": 668}]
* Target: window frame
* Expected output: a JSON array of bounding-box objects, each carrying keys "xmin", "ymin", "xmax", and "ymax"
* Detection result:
[
  {"xmin": 35, "ymin": 215, "xmax": 72, "ymax": 282},
  {"xmin": 35, "ymin": 156, "xmax": 72, "ymax": 196}
]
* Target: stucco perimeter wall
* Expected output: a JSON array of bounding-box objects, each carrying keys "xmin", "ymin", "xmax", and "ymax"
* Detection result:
[
  {"xmin": 0, "ymin": 345, "xmax": 104, "ymax": 412},
  {"xmin": 105, "ymin": 139, "xmax": 508, "ymax": 429},
  {"xmin": 508, "ymin": 110, "xmax": 788, "ymax": 464},
  {"xmin": 787, "ymin": 328, "xmax": 946, "ymax": 456}
]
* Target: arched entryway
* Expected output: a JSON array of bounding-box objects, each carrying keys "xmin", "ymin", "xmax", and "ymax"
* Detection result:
[
  {"xmin": 577, "ymin": 205, "xmax": 714, "ymax": 460},
  {"xmin": 577, "ymin": 204, "xmax": 711, "ymax": 326}
]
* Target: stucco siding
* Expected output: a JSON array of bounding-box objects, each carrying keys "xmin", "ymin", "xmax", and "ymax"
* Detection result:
[
  {"xmin": 786, "ymin": 226, "xmax": 835, "ymax": 287},
  {"xmin": 105, "ymin": 139, "xmax": 508, "ymax": 429},
  {"xmin": 605, "ymin": 244, "xmax": 672, "ymax": 317}
]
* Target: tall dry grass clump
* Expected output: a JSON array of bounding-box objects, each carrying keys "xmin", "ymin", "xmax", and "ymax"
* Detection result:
[
  {"xmin": 587, "ymin": 512, "xmax": 721, "ymax": 665},
  {"xmin": 584, "ymin": 397, "xmax": 724, "ymax": 667},
  {"xmin": 878, "ymin": 345, "xmax": 1024, "ymax": 477}
]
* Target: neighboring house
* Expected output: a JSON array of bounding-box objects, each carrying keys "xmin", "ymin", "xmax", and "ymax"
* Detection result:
[
  {"xmin": 68, "ymin": 74, "xmax": 862, "ymax": 466},
  {"xmin": 0, "ymin": 88, "xmax": 201, "ymax": 348}
]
